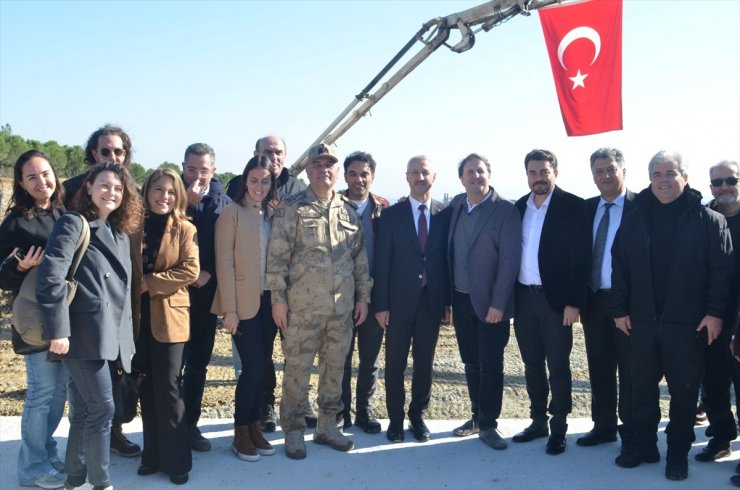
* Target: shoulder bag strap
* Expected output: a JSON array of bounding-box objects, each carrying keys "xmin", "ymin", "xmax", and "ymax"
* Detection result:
[{"xmin": 65, "ymin": 214, "xmax": 91, "ymax": 281}]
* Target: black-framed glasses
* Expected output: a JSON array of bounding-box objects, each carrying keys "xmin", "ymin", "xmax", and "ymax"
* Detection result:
[
  {"xmin": 100, "ymin": 148, "xmax": 126, "ymax": 157},
  {"xmin": 710, "ymin": 177, "xmax": 739, "ymax": 187}
]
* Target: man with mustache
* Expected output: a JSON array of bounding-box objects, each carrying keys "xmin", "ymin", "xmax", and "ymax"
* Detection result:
[
  {"xmin": 337, "ymin": 151, "xmax": 389, "ymax": 433},
  {"xmin": 513, "ymin": 149, "xmax": 589, "ymax": 455}
]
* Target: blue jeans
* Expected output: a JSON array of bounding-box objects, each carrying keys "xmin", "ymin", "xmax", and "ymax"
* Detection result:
[
  {"xmin": 63, "ymin": 359, "xmax": 115, "ymax": 488},
  {"xmin": 17, "ymin": 352, "xmax": 68, "ymax": 485}
]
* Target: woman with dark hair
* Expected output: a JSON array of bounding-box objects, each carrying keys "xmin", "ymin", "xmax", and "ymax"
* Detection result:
[
  {"xmin": 212, "ymin": 155, "xmax": 278, "ymax": 461},
  {"xmin": 37, "ymin": 162, "xmax": 143, "ymax": 490},
  {"xmin": 0, "ymin": 150, "xmax": 67, "ymax": 489},
  {"xmin": 131, "ymin": 168, "xmax": 199, "ymax": 485}
]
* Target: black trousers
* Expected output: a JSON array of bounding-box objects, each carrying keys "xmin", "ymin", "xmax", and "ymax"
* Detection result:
[
  {"xmin": 514, "ymin": 284, "xmax": 572, "ymax": 434},
  {"xmin": 133, "ymin": 295, "xmax": 191, "ymax": 475},
  {"xmin": 385, "ymin": 288, "xmax": 442, "ymax": 423},
  {"xmin": 630, "ymin": 320, "xmax": 704, "ymax": 456},
  {"xmin": 700, "ymin": 324, "xmax": 738, "ymax": 443},
  {"xmin": 341, "ymin": 313, "xmax": 384, "ymax": 415},
  {"xmin": 452, "ymin": 290, "xmax": 509, "ymax": 431},
  {"xmin": 182, "ymin": 281, "xmax": 218, "ymax": 426},
  {"xmin": 582, "ymin": 290, "xmax": 632, "ymax": 432},
  {"xmin": 233, "ymin": 298, "xmax": 266, "ymax": 426}
]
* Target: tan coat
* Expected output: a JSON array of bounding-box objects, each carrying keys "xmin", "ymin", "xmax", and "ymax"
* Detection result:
[
  {"xmin": 131, "ymin": 217, "xmax": 200, "ymax": 343},
  {"xmin": 211, "ymin": 202, "xmax": 268, "ymax": 320}
]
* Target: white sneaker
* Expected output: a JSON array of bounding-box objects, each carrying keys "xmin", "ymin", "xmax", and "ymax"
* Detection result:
[{"xmin": 32, "ymin": 471, "xmax": 65, "ymax": 489}]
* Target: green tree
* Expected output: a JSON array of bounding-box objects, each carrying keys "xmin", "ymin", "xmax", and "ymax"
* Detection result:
[
  {"xmin": 64, "ymin": 146, "xmax": 87, "ymax": 177},
  {"xmin": 43, "ymin": 140, "xmax": 68, "ymax": 174},
  {"xmin": 214, "ymin": 172, "xmax": 235, "ymax": 188},
  {"xmin": 158, "ymin": 162, "xmax": 181, "ymax": 173},
  {"xmin": 129, "ymin": 162, "xmax": 149, "ymax": 185}
]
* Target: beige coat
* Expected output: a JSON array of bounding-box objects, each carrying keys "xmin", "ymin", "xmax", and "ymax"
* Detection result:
[
  {"xmin": 211, "ymin": 202, "xmax": 269, "ymax": 320},
  {"xmin": 131, "ymin": 217, "xmax": 200, "ymax": 343}
]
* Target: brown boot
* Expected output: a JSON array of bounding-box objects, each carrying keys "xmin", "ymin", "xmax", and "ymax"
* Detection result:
[
  {"xmin": 232, "ymin": 425, "xmax": 259, "ymax": 462},
  {"xmin": 249, "ymin": 421, "xmax": 276, "ymax": 456},
  {"xmin": 313, "ymin": 412, "xmax": 354, "ymax": 452}
]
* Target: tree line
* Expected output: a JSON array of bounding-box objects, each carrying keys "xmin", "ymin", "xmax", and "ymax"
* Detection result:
[{"xmin": 0, "ymin": 124, "xmax": 237, "ymax": 186}]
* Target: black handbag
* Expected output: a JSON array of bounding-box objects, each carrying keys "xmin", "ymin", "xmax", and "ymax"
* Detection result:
[{"xmin": 112, "ymin": 365, "xmax": 144, "ymax": 423}]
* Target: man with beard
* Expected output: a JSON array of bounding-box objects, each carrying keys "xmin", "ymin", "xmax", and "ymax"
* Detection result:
[
  {"xmin": 697, "ymin": 161, "xmax": 740, "ymax": 473},
  {"xmin": 513, "ymin": 149, "xmax": 589, "ymax": 455},
  {"xmin": 337, "ymin": 151, "xmax": 389, "ymax": 433}
]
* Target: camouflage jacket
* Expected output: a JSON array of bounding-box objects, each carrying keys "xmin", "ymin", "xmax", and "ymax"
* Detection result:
[{"xmin": 266, "ymin": 187, "xmax": 372, "ymax": 316}]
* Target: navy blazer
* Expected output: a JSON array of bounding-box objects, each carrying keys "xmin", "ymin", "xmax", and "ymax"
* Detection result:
[
  {"xmin": 37, "ymin": 214, "xmax": 135, "ymax": 372},
  {"xmin": 448, "ymin": 188, "xmax": 522, "ymax": 322},
  {"xmin": 372, "ymin": 198, "xmax": 451, "ymax": 326},
  {"xmin": 515, "ymin": 186, "xmax": 590, "ymax": 313}
]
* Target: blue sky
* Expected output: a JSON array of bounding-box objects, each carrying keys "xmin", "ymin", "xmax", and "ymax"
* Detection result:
[{"xmin": 1, "ymin": 0, "xmax": 738, "ymax": 201}]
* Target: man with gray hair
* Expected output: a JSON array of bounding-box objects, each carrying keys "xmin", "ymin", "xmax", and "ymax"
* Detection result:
[
  {"xmin": 696, "ymin": 160, "xmax": 740, "ymax": 466},
  {"xmin": 578, "ymin": 148, "xmax": 635, "ymax": 451},
  {"xmin": 611, "ymin": 150, "xmax": 734, "ymax": 480}
]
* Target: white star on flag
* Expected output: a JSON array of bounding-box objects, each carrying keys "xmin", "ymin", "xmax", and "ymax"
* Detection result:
[{"xmin": 569, "ymin": 69, "xmax": 588, "ymax": 89}]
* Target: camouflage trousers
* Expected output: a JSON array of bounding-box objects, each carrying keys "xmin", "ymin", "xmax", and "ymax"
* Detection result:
[{"xmin": 280, "ymin": 312, "xmax": 353, "ymax": 433}]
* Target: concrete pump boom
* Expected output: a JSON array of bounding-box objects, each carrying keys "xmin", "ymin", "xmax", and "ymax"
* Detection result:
[{"xmin": 290, "ymin": 0, "xmax": 563, "ymax": 175}]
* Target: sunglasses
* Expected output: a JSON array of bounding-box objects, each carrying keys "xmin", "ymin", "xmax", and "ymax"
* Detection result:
[
  {"xmin": 99, "ymin": 148, "xmax": 126, "ymax": 158},
  {"xmin": 710, "ymin": 177, "xmax": 739, "ymax": 187}
]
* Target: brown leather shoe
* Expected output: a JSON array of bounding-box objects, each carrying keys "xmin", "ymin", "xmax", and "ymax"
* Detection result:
[{"xmin": 249, "ymin": 421, "xmax": 276, "ymax": 456}]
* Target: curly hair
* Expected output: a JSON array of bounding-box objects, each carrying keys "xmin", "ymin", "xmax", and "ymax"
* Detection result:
[
  {"xmin": 8, "ymin": 149, "xmax": 65, "ymax": 219},
  {"xmin": 70, "ymin": 162, "xmax": 143, "ymax": 234},
  {"xmin": 84, "ymin": 124, "xmax": 132, "ymax": 166},
  {"xmin": 141, "ymin": 168, "xmax": 190, "ymax": 224}
]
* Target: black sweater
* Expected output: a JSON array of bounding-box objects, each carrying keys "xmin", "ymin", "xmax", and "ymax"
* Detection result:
[{"xmin": 0, "ymin": 207, "xmax": 65, "ymax": 291}]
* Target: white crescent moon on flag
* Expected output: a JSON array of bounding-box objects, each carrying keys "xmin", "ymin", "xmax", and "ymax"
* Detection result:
[{"xmin": 557, "ymin": 26, "xmax": 601, "ymax": 70}]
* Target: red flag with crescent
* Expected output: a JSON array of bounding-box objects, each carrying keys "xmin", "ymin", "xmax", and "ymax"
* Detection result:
[{"xmin": 539, "ymin": 0, "xmax": 623, "ymax": 136}]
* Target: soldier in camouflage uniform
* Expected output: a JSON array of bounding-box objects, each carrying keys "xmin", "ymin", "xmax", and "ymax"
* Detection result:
[{"xmin": 266, "ymin": 143, "xmax": 372, "ymax": 460}]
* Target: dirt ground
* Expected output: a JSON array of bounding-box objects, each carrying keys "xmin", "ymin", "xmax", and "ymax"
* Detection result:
[{"xmin": 0, "ymin": 299, "xmax": 672, "ymax": 420}]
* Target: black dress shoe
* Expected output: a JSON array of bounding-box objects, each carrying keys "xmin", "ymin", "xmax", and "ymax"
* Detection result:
[
  {"xmin": 731, "ymin": 475, "xmax": 740, "ymax": 487},
  {"xmin": 576, "ymin": 429, "xmax": 617, "ymax": 447},
  {"xmin": 137, "ymin": 465, "xmax": 159, "ymax": 476},
  {"xmin": 545, "ymin": 434, "xmax": 566, "ymax": 455},
  {"xmin": 386, "ymin": 422, "xmax": 404, "ymax": 443},
  {"xmin": 355, "ymin": 410, "xmax": 381, "ymax": 434},
  {"xmin": 695, "ymin": 439, "xmax": 731, "ymax": 462},
  {"xmin": 408, "ymin": 418, "xmax": 431, "ymax": 442},
  {"xmin": 169, "ymin": 472, "xmax": 189, "ymax": 485},
  {"xmin": 512, "ymin": 423, "xmax": 549, "ymax": 443}
]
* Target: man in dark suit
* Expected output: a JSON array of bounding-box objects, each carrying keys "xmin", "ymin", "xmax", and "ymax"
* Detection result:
[
  {"xmin": 448, "ymin": 153, "xmax": 521, "ymax": 450},
  {"xmin": 579, "ymin": 148, "xmax": 635, "ymax": 452},
  {"xmin": 373, "ymin": 155, "xmax": 450, "ymax": 443},
  {"xmin": 513, "ymin": 149, "xmax": 589, "ymax": 455},
  {"xmin": 180, "ymin": 143, "xmax": 231, "ymax": 452}
]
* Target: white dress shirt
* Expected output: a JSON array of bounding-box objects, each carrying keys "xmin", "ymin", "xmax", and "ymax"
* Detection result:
[
  {"xmin": 592, "ymin": 191, "xmax": 626, "ymax": 290},
  {"xmin": 518, "ymin": 191, "xmax": 553, "ymax": 285},
  {"xmin": 408, "ymin": 195, "xmax": 432, "ymax": 234}
]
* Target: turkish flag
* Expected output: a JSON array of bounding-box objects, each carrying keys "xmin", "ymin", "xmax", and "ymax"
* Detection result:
[{"xmin": 539, "ymin": 0, "xmax": 623, "ymax": 136}]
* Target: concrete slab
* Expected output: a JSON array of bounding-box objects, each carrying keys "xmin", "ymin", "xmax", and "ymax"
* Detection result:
[{"xmin": 0, "ymin": 417, "xmax": 735, "ymax": 489}]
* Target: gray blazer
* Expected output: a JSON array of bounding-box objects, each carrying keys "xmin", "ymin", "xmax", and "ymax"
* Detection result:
[
  {"xmin": 37, "ymin": 214, "xmax": 135, "ymax": 372},
  {"xmin": 448, "ymin": 188, "xmax": 522, "ymax": 322}
]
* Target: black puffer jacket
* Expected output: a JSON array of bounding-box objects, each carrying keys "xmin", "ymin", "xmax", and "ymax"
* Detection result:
[{"xmin": 611, "ymin": 186, "xmax": 734, "ymax": 324}]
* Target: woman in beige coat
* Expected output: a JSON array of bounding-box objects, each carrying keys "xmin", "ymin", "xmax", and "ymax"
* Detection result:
[
  {"xmin": 212, "ymin": 155, "xmax": 277, "ymax": 462},
  {"xmin": 131, "ymin": 168, "xmax": 199, "ymax": 485}
]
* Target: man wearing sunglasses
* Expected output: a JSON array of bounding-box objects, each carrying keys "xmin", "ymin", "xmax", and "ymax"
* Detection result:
[
  {"xmin": 697, "ymin": 161, "xmax": 740, "ymax": 473},
  {"xmin": 63, "ymin": 125, "xmax": 132, "ymax": 207},
  {"xmin": 60, "ymin": 125, "xmax": 142, "ymax": 459}
]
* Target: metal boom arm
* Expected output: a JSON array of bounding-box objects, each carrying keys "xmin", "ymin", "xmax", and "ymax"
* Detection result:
[{"xmin": 290, "ymin": 0, "xmax": 562, "ymax": 175}]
